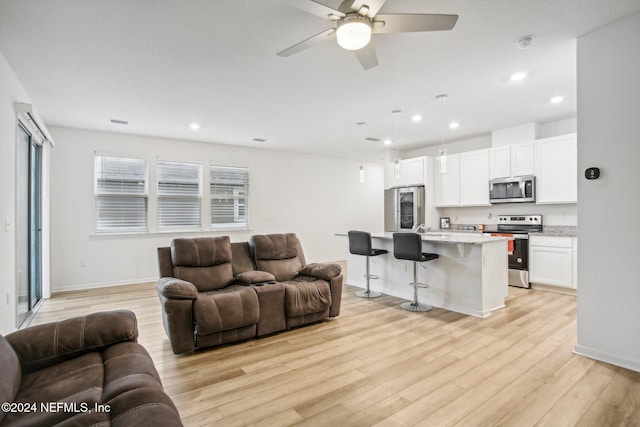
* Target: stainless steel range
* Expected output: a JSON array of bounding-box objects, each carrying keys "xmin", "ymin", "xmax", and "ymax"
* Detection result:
[{"xmin": 484, "ymin": 215, "xmax": 542, "ymax": 288}]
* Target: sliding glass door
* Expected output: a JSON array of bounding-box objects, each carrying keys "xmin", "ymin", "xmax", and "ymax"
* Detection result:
[{"xmin": 17, "ymin": 124, "xmax": 42, "ymax": 326}]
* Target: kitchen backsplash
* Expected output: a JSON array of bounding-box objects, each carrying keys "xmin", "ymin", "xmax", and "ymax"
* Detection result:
[{"xmin": 447, "ymin": 223, "xmax": 577, "ymax": 237}]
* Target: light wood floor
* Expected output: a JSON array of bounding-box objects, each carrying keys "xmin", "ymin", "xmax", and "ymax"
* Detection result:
[{"xmin": 32, "ymin": 279, "xmax": 640, "ymax": 427}]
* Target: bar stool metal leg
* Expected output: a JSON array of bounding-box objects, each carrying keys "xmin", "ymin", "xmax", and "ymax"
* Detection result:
[
  {"xmin": 355, "ymin": 255, "xmax": 382, "ymax": 298},
  {"xmin": 400, "ymin": 261, "xmax": 432, "ymax": 312}
]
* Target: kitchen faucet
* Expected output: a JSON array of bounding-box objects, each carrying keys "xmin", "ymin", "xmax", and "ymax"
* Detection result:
[{"xmin": 412, "ymin": 224, "xmax": 430, "ymax": 233}]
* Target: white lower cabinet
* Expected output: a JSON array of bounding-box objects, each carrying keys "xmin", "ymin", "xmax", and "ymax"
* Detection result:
[{"xmin": 529, "ymin": 236, "xmax": 576, "ymax": 289}]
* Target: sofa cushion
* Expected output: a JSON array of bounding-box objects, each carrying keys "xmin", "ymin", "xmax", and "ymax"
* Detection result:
[
  {"xmin": 173, "ymin": 263, "xmax": 234, "ymax": 292},
  {"xmin": 171, "ymin": 237, "xmax": 234, "ymax": 291},
  {"xmin": 194, "ymin": 285, "xmax": 259, "ymax": 336},
  {"xmin": 6, "ymin": 310, "xmax": 138, "ymax": 375},
  {"xmin": 282, "ymin": 279, "xmax": 332, "ymax": 318},
  {"xmin": 6, "ymin": 352, "xmax": 104, "ymax": 426},
  {"xmin": 250, "ymin": 234, "xmax": 305, "ymax": 281},
  {"xmin": 102, "ymin": 342, "xmax": 163, "ymax": 402},
  {"xmin": 0, "ymin": 335, "xmax": 20, "ymax": 424},
  {"xmin": 171, "ymin": 236, "xmax": 232, "ymax": 267},
  {"xmin": 256, "ymin": 257, "xmax": 302, "ymax": 282}
]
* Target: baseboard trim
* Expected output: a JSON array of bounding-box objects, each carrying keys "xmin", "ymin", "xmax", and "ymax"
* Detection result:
[
  {"xmin": 52, "ymin": 277, "xmax": 157, "ymax": 294},
  {"xmin": 574, "ymin": 344, "xmax": 640, "ymax": 373}
]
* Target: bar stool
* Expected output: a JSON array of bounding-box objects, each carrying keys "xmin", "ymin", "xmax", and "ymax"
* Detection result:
[
  {"xmin": 348, "ymin": 231, "xmax": 387, "ymax": 298},
  {"xmin": 393, "ymin": 232, "xmax": 439, "ymax": 312}
]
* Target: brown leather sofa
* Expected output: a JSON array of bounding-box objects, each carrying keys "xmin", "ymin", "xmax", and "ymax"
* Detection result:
[
  {"xmin": 156, "ymin": 233, "xmax": 343, "ymax": 354},
  {"xmin": 0, "ymin": 310, "xmax": 182, "ymax": 427}
]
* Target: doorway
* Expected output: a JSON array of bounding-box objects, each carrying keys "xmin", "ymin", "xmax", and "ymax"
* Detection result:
[{"xmin": 17, "ymin": 123, "xmax": 42, "ymax": 327}]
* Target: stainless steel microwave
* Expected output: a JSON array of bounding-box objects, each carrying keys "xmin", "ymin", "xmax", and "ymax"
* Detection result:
[{"xmin": 489, "ymin": 176, "xmax": 536, "ymax": 204}]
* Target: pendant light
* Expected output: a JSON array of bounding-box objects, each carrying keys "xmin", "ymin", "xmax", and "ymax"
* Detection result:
[
  {"xmin": 357, "ymin": 121, "xmax": 366, "ymax": 183},
  {"xmin": 392, "ymin": 110, "xmax": 402, "ymax": 178},
  {"xmin": 436, "ymin": 94, "xmax": 448, "ymax": 173}
]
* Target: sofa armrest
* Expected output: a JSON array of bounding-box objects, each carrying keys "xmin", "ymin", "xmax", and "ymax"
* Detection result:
[
  {"xmin": 5, "ymin": 310, "xmax": 138, "ymax": 374},
  {"xmin": 300, "ymin": 263, "xmax": 342, "ymax": 281},
  {"xmin": 235, "ymin": 270, "xmax": 276, "ymax": 285},
  {"xmin": 156, "ymin": 277, "xmax": 198, "ymax": 300}
]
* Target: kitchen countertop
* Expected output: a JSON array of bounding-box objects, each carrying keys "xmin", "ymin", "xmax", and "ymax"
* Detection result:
[
  {"xmin": 336, "ymin": 232, "xmax": 510, "ymax": 245},
  {"xmin": 450, "ymin": 225, "xmax": 578, "ymax": 238}
]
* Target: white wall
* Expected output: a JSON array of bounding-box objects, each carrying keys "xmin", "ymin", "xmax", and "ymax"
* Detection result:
[
  {"xmin": 49, "ymin": 126, "xmax": 384, "ymax": 291},
  {"xmin": 575, "ymin": 13, "xmax": 640, "ymax": 372}
]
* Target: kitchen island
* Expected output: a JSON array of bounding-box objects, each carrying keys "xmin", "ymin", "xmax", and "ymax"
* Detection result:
[{"xmin": 338, "ymin": 232, "xmax": 510, "ymax": 318}]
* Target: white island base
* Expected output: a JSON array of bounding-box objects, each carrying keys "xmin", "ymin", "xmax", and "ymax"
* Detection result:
[{"xmin": 344, "ymin": 233, "xmax": 509, "ymax": 318}]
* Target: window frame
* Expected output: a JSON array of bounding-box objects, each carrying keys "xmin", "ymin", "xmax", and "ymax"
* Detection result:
[
  {"xmin": 94, "ymin": 155, "xmax": 149, "ymax": 233},
  {"xmin": 156, "ymin": 159, "xmax": 203, "ymax": 231},
  {"xmin": 209, "ymin": 164, "xmax": 250, "ymax": 230}
]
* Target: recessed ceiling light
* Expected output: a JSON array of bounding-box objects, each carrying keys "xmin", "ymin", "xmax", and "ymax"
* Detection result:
[
  {"xmin": 510, "ymin": 72, "xmax": 527, "ymax": 81},
  {"xmin": 449, "ymin": 122, "xmax": 460, "ymax": 129},
  {"xmin": 383, "ymin": 139, "xmax": 392, "ymax": 145},
  {"xmin": 189, "ymin": 123, "xmax": 200, "ymax": 130},
  {"xmin": 411, "ymin": 114, "xmax": 422, "ymax": 122},
  {"xmin": 550, "ymin": 96, "xmax": 564, "ymax": 104}
]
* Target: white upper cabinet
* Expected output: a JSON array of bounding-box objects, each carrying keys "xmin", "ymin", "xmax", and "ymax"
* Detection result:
[
  {"xmin": 535, "ymin": 134, "xmax": 578, "ymax": 204},
  {"xmin": 435, "ymin": 150, "xmax": 489, "ymax": 207},
  {"xmin": 384, "ymin": 160, "xmax": 406, "ymax": 189},
  {"xmin": 489, "ymin": 146, "xmax": 511, "ymax": 179},
  {"xmin": 490, "ymin": 142, "xmax": 534, "ymax": 179},
  {"xmin": 406, "ymin": 157, "xmax": 426, "ymax": 186},
  {"xmin": 384, "ymin": 156, "xmax": 426, "ymax": 188},
  {"xmin": 460, "ymin": 149, "xmax": 490, "ymax": 206},
  {"xmin": 435, "ymin": 154, "xmax": 460, "ymax": 207},
  {"xmin": 511, "ymin": 143, "xmax": 535, "ymax": 176}
]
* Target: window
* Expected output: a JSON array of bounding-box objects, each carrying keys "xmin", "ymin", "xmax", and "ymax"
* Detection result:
[
  {"xmin": 210, "ymin": 165, "xmax": 249, "ymax": 228},
  {"xmin": 157, "ymin": 160, "xmax": 202, "ymax": 229},
  {"xmin": 94, "ymin": 156, "xmax": 148, "ymax": 232}
]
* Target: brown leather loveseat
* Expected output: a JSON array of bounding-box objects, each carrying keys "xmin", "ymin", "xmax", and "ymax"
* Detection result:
[
  {"xmin": 0, "ymin": 310, "xmax": 182, "ymax": 426},
  {"xmin": 156, "ymin": 233, "xmax": 343, "ymax": 354}
]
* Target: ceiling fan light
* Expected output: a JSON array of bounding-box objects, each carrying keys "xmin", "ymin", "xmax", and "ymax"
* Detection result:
[{"xmin": 336, "ymin": 16, "xmax": 372, "ymax": 51}]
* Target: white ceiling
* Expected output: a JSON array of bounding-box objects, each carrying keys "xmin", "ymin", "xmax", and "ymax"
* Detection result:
[{"xmin": 1, "ymin": 0, "xmax": 639, "ymax": 161}]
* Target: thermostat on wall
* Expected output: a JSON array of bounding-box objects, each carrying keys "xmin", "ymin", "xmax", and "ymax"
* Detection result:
[{"xmin": 585, "ymin": 167, "xmax": 600, "ymax": 180}]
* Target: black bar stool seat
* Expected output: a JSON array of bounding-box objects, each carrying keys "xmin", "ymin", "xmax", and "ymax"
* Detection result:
[
  {"xmin": 348, "ymin": 231, "xmax": 387, "ymax": 298},
  {"xmin": 393, "ymin": 232, "xmax": 439, "ymax": 312}
]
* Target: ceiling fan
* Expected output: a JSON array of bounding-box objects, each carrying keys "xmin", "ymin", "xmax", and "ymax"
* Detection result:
[{"xmin": 277, "ymin": 0, "xmax": 458, "ymax": 70}]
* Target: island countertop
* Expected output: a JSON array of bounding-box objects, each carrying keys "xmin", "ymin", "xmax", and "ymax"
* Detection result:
[{"xmin": 336, "ymin": 231, "xmax": 511, "ymax": 245}]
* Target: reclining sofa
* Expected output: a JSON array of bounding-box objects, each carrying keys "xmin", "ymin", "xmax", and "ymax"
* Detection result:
[
  {"xmin": 0, "ymin": 310, "xmax": 182, "ymax": 426},
  {"xmin": 156, "ymin": 233, "xmax": 343, "ymax": 354}
]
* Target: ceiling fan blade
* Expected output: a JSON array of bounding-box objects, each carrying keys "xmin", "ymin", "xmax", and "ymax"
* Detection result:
[
  {"xmin": 354, "ymin": 43, "xmax": 378, "ymax": 70},
  {"xmin": 291, "ymin": 0, "xmax": 345, "ymax": 21},
  {"xmin": 349, "ymin": 0, "xmax": 387, "ymax": 18},
  {"xmin": 277, "ymin": 28, "xmax": 336, "ymax": 57},
  {"xmin": 373, "ymin": 14, "xmax": 458, "ymax": 34}
]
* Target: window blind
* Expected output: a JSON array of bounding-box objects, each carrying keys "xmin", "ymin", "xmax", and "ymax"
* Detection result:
[
  {"xmin": 210, "ymin": 165, "xmax": 249, "ymax": 228},
  {"xmin": 157, "ymin": 160, "xmax": 202, "ymax": 229},
  {"xmin": 94, "ymin": 156, "xmax": 148, "ymax": 232}
]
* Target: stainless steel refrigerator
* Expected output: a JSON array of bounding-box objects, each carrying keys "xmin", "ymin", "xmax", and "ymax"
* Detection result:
[{"xmin": 384, "ymin": 186, "xmax": 425, "ymax": 232}]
